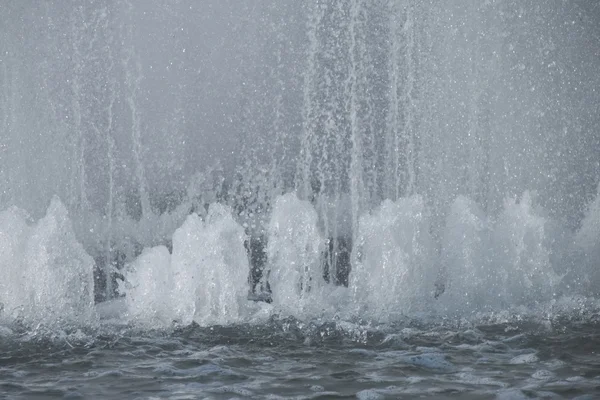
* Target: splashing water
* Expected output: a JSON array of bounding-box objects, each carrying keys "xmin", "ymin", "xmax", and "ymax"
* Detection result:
[
  {"xmin": 264, "ymin": 193, "xmax": 324, "ymax": 314},
  {"xmin": 0, "ymin": 1, "xmax": 598, "ymax": 333},
  {"xmin": 118, "ymin": 204, "xmax": 251, "ymax": 327},
  {"xmin": 350, "ymin": 196, "xmax": 436, "ymax": 319},
  {"xmin": 0, "ymin": 198, "xmax": 96, "ymax": 329},
  {"xmin": 2, "ymin": 3, "xmax": 600, "ymax": 398}
]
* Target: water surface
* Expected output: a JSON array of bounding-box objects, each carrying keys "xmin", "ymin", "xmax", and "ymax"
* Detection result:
[{"xmin": 2, "ymin": 316, "xmax": 600, "ymax": 399}]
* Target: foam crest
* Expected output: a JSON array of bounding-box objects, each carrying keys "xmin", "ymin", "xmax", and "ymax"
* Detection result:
[
  {"xmin": 350, "ymin": 196, "xmax": 436, "ymax": 318},
  {"xmin": 0, "ymin": 197, "xmax": 96, "ymax": 328},
  {"xmin": 439, "ymin": 192, "xmax": 560, "ymax": 311},
  {"xmin": 439, "ymin": 196, "xmax": 488, "ymax": 313},
  {"xmin": 121, "ymin": 245, "xmax": 173, "ymax": 327},
  {"xmin": 173, "ymin": 203, "xmax": 250, "ymax": 326},
  {"xmin": 576, "ymin": 187, "xmax": 600, "ymax": 272},
  {"xmin": 265, "ymin": 193, "xmax": 325, "ymax": 314},
  {"xmin": 491, "ymin": 192, "xmax": 559, "ymax": 305},
  {"xmin": 121, "ymin": 203, "xmax": 250, "ymax": 327}
]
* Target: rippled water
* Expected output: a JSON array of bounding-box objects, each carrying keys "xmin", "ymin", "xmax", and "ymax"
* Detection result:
[{"xmin": 2, "ymin": 314, "xmax": 600, "ymax": 400}]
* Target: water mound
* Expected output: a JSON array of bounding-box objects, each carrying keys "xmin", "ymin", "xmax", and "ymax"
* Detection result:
[
  {"xmin": 575, "ymin": 187, "xmax": 600, "ymax": 289},
  {"xmin": 350, "ymin": 196, "xmax": 435, "ymax": 318},
  {"xmin": 265, "ymin": 193, "xmax": 325, "ymax": 314},
  {"xmin": 120, "ymin": 245, "xmax": 173, "ymax": 327},
  {"xmin": 0, "ymin": 0, "xmax": 598, "ymax": 337},
  {"xmin": 440, "ymin": 196, "xmax": 488, "ymax": 312},
  {"xmin": 491, "ymin": 192, "xmax": 559, "ymax": 304},
  {"xmin": 0, "ymin": 189, "xmax": 597, "ymax": 333},
  {"xmin": 438, "ymin": 192, "xmax": 561, "ymax": 313},
  {"xmin": 0, "ymin": 197, "xmax": 96, "ymax": 328},
  {"xmin": 120, "ymin": 203, "xmax": 250, "ymax": 327}
]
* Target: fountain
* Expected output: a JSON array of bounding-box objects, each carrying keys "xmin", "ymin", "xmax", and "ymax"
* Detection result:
[{"xmin": 0, "ymin": 1, "xmax": 598, "ymax": 328}]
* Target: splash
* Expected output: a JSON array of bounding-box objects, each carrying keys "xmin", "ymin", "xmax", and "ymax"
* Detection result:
[
  {"xmin": 0, "ymin": 189, "xmax": 598, "ymax": 330},
  {"xmin": 0, "ymin": 2, "xmax": 599, "ymax": 331},
  {"xmin": 438, "ymin": 192, "xmax": 560, "ymax": 314},
  {"xmin": 120, "ymin": 203, "xmax": 250, "ymax": 327},
  {"xmin": 350, "ymin": 196, "xmax": 435, "ymax": 319},
  {"xmin": 0, "ymin": 197, "xmax": 96, "ymax": 328},
  {"xmin": 575, "ymin": 187, "xmax": 600, "ymax": 291},
  {"xmin": 439, "ymin": 196, "xmax": 488, "ymax": 313},
  {"xmin": 264, "ymin": 193, "xmax": 325, "ymax": 315}
]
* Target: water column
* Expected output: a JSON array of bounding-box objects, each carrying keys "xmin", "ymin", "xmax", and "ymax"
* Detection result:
[
  {"xmin": 384, "ymin": 1, "xmax": 401, "ymax": 201},
  {"xmin": 296, "ymin": 1, "xmax": 426, "ymax": 285},
  {"xmin": 296, "ymin": 1, "xmax": 359, "ymax": 285},
  {"xmin": 0, "ymin": 57, "xmax": 10, "ymax": 206},
  {"xmin": 400, "ymin": 0, "xmax": 417, "ymax": 197},
  {"xmin": 103, "ymin": 39, "xmax": 118, "ymax": 301},
  {"xmin": 461, "ymin": 2, "xmax": 489, "ymax": 210},
  {"xmin": 68, "ymin": 5, "xmax": 89, "ymax": 211},
  {"xmin": 384, "ymin": 0, "xmax": 419, "ymax": 201},
  {"xmin": 297, "ymin": 2, "xmax": 325, "ymax": 202},
  {"xmin": 0, "ymin": 33, "xmax": 21, "ymax": 208},
  {"xmin": 123, "ymin": 2, "xmax": 150, "ymax": 220},
  {"xmin": 347, "ymin": 0, "xmax": 364, "ymax": 267},
  {"xmin": 63, "ymin": 3, "xmax": 122, "ymax": 300},
  {"xmin": 266, "ymin": 4, "xmax": 299, "ymax": 193}
]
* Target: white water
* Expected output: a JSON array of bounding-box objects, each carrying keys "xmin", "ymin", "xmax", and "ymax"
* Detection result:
[
  {"xmin": 0, "ymin": 188, "xmax": 597, "ymax": 329},
  {"xmin": 350, "ymin": 196, "xmax": 435, "ymax": 319},
  {"xmin": 0, "ymin": 2, "xmax": 599, "ymax": 332},
  {"xmin": 576, "ymin": 186, "xmax": 600, "ymax": 266},
  {"xmin": 0, "ymin": 197, "xmax": 96, "ymax": 328},
  {"xmin": 439, "ymin": 196, "xmax": 488, "ymax": 313},
  {"xmin": 265, "ymin": 193, "xmax": 325, "ymax": 314},
  {"xmin": 438, "ymin": 192, "xmax": 561, "ymax": 315},
  {"xmin": 118, "ymin": 203, "xmax": 252, "ymax": 327}
]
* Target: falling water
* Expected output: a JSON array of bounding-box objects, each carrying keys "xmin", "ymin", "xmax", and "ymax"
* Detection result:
[
  {"xmin": 2, "ymin": 2, "xmax": 600, "ymax": 397},
  {"xmin": 0, "ymin": 0, "xmax": 599, "ymax": 327}
]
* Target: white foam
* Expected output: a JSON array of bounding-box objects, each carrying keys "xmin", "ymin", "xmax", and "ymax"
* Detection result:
[
  {"xmin": 0, "ymin": 197, "xmax": 96, "ymax": 328},
  {"xmin": 495, "ymin": 389, "xmax": 530, "ymax": 400},
  {"xmin": 491, "ymin": 192, "xmax": 559, "ymax": 305},
  {"xmin": 509, "ymin": 353, "xmax": 539, "ymax": 364},
  {"xmin": 439, "ymin": 196, "xmax": 488, "ymax": 312},
  {"xmin": 350, "ymin": 196, "xmax": 436, "ymax": 318},
  {"xmin": 0, "ymin": 187, "xmax": 590, "ymax": 330},
  {"xmin": 265, "ymin": 192, "xmax": 325, "ymax": 314},
  {"xmin": 531, "ymin": 370, "xmax": 554, "ymax": 380},
  {"xmin": 455, "ymin": 372, "xmax": 507, "ymax": 387},
  {"xmin": 170, "ymin": 213, "xmax": 204, "ymax": 325},
  {"xmin": 120, "ymin": 203, "xmax": 250, "ymax": 327},
  {"xmin": 439, "ymin": 192, "xmax": 560, "ymax": 311},
  {"xmin": 576, "ymin": 186, "xmax": 600, "ymax": 290},
  {"xmin": 174, "ymin": 203, "xmax": 250, "ymax": 326},
  {"xmin": 356, "ymin": 389, "xmax": 385, "ymax": 400},
  {"xmin": 121, "ymin": 245, "xmax": 173, "ymax": 327}
]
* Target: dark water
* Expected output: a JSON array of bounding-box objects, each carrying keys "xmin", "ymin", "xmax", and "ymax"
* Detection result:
[{"xmin": 2, "ymin": 316, "xmax": 600, "ymax": 400}]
